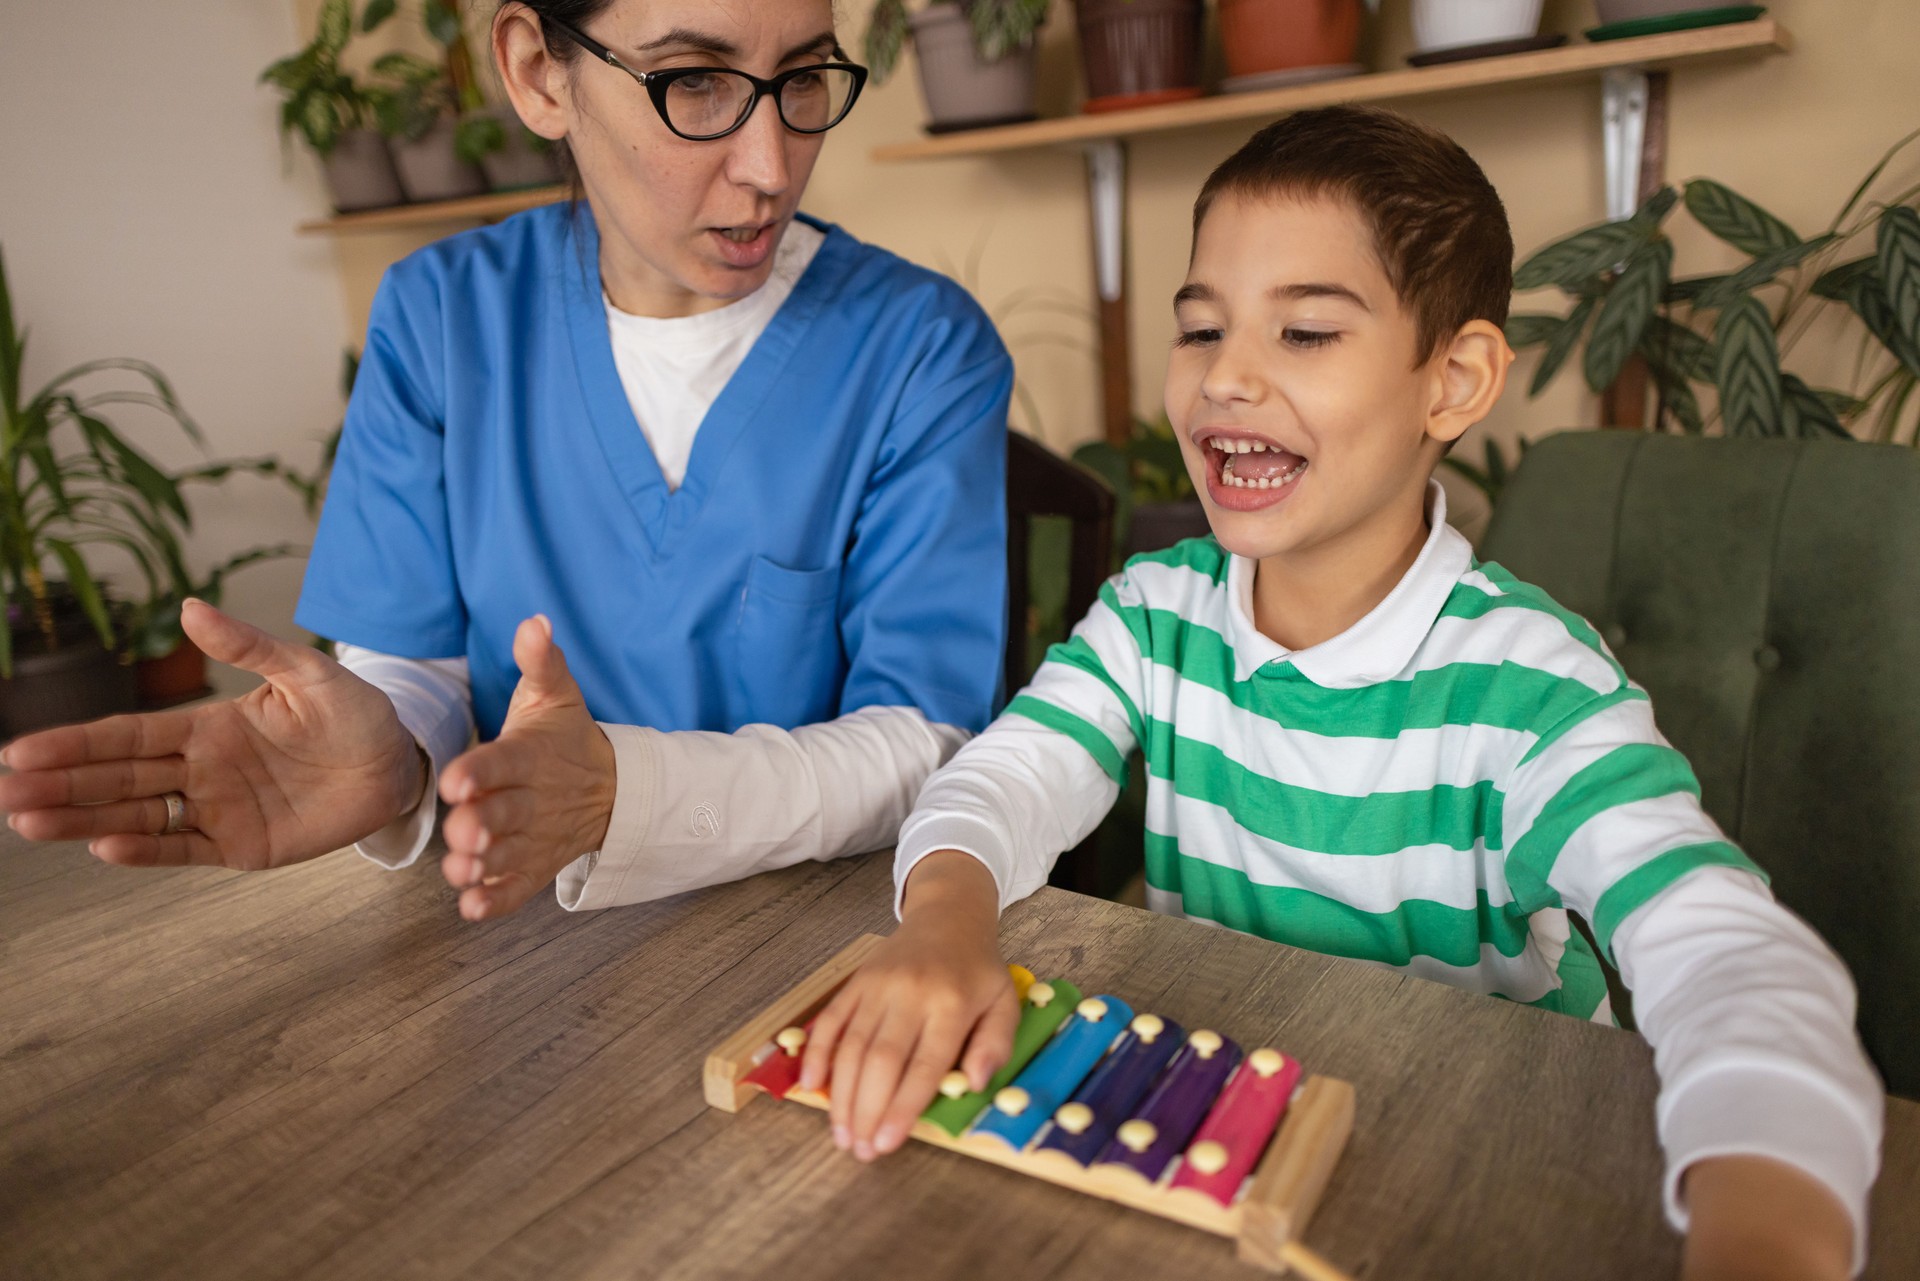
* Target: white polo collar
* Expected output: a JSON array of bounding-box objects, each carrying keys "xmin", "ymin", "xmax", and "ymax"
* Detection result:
[{"xmin": 1223, "ymin": 480, "xmax": 1472, "ymax": 687}]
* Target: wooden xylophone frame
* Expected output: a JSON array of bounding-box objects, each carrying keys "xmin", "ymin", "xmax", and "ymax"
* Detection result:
[{"xmin": 704, "ymin": 935, "xmax": 1357, "ymax": 1279}]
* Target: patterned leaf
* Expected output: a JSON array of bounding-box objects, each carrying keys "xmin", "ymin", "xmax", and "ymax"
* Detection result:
[
  {"xmin": 1839, "ymin": 269, "xmax": 1920, "ymax": 379},
  {"xmin": 1877, "ymin": 206, "xmax": 1920, "ymax": 358},
  {"xmin": 1666, "ymin": 274, "xmax": 1728, "ymax": 304},
  {"xmin": 1585, "ymin": 242, "xmax": 1670, "ymax": 393},
  {"xmin": 1811, "ymin": 255, "xmax": 1876, "ymax": 301},
  {"xmin": 1695, "ymin": 235, "xmax": 1838, "ymax": 311},
  {"xmin": 1503, "ymin": 313, "xmax": 1563, "ymax": 348},
  {"xmin": 863, "ymin": 0, "xmax": 909, "ymax": 83},
  {"xmin": 1529, "ymin": 298, "xmax": 1595, "ymax": 396},
  {"xmin": 1684, "ymin": 179, "xmax": 1800, "ymax": 257},
  {"xmin": 1780, "ymin": 374, "xmax": 1853, "ymax": 439},
  {"xmin": 424, "ymin": 0, "xmax": 463, "ymax": 49},
  {"xmin": 1630, "ymin": 185, "xmax": 1680, "ymax": 229},
  {"xmin": 1640, "ymin": 314, "xmax": 1716, "ymax": 383},
  {"xmin": 1714, "ymin": 294, "xmax": 1785, "ymax": 436},
  {"xmin": 316, "ymin": 0, "xmax": 353, "ymax": 56},
  {"xmin": 1649, "ymin": 359, "xmax": 1705, "ymax": 434},
  {"xmin": 1514, "ymin": 222, "xmax": 1648, "ymax": 292}
]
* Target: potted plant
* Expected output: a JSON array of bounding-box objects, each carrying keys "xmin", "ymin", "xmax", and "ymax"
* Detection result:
[
  {"xmin": 1074, "ymin": 0, "xmax": 1206, "ymax": 114},
  {"xmin": 1218, "ymin": 0, "xmax": 1376, "ymax": 89},
  {"xmin": 863, "ymin": 1, "xmax": 1051, "ymax": 132},
  {"xmin": 0, "ymin": 249, "xmax": 204, "ymax": 735},
  {"xmin": 1506, "ymin": 128, "xmax": 1920, "ymax": 442},
  {"xmin": 261, "ymin": 0, "xmax": 406, "ymax": 213},
  {"xmin": 1071, "ymin": 414, "xmax": 1208, "ymax": 557},
  {"xmin": 374, "ymin": 0, "xmax": 489, "ymax": 203},
  {"xmin": 1410, "ymin": 0, "xmax": 1543, "ymax": 57}
]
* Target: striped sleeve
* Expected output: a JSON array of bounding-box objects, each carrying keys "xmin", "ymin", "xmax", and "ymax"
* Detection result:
[
  {"xmin": 1501, "ymin": 691, "xmax": 1764, "ymax": 961},
  {"xmin": 1003, "ymin": 571, "xmax": 1153, "ymax": 783}
]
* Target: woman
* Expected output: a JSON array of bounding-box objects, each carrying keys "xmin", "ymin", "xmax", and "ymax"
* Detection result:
[{"xmin": 0, "ymin": 0, "xmax": 1010, "ymax": 920}]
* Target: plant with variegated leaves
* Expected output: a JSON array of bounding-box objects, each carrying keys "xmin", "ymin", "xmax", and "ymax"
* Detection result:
[
  {"xmin": 863, "ymin": 0, "xmax": 1052, "ymax": 84},
  {"xmin": 260, "ymin": 0, "xmax": 400, "ymax": 157},
  {"xmin": 1507, "ymin": 129, "xmax": 1920, "ymax": 443}
]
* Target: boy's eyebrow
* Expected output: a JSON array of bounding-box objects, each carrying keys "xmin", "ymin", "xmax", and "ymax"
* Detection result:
[
  {"xmin": 1172, "ymin": 282, "xmax": 1216, "ymax": 309},
  {"xmin": 1271, "ymin": 282, "xmax": 1372, "ymax": 310}
]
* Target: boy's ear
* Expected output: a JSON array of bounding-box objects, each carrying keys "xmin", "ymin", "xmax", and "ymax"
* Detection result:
[{"xmin": 1424, "ymin": 320, "xmax": 1514, "ymax": 447}]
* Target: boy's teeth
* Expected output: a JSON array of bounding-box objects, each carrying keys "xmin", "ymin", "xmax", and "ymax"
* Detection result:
[{"xmin": 1217, "ymin": 455, "xmax": 1308, "ymax": 490}]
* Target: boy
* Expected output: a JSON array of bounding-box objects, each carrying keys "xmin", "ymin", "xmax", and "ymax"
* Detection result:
[{"xmin": 800, "ymin": 108, "xmax": 1884, "ymax": 1278}]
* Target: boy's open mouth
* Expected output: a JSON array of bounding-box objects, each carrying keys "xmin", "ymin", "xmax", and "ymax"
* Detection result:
[{"xmin": 1194, "ymin": 429, "xmax": 1309, "ymax": 509}]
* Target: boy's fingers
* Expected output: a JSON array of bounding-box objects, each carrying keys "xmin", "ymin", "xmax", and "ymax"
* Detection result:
[
  {"xmin": 960, "ymin": 991, "xmax": 1021, "ymax": 1092},
  {"xmin": 848, "ymin": 1011, "xmax": 918, "ymax": 1159},
  {"xmin": 878, "ymin": 1024, "xmax": 966, "ymax": 1155},
  {"xmin": 828, "ymin": 1005, "xmax": 881, "ymax": 1145},
  {"xmin": 799, "ymin": 987, "xmax": 855, "ymax": 1093}
]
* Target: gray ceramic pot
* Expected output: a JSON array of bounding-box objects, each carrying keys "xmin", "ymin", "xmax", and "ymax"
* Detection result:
[
  {"xmin": 1594, "ymin": 0, "xmax": 1730, "ymax": 21},
  {"xmin": 390, "ymin": 118, "xmax": 488, "ymax": 203},
  {"xmin": 908, "ymin": 3, "xmax": 1039, "ymax": 130},
  {"xmin": 320, "ymin": 128, "xmax": 404, "ymax": 213},
  {"xmin": 472, "ymin": 105, "xmax": 565, "ymax": 192}
]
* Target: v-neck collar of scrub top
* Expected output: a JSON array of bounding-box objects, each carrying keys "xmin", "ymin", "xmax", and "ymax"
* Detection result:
[
  {"xmin": 1221, "ymin": 479, "xmax": 1472, "ymax": 686},
  {"xmin": 563, "ymin": 209, "xmax": 846, "ymax": 558}
]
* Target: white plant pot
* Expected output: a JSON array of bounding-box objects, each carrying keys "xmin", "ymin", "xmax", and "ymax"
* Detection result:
[{"xmin": 1411, "ymin": 0, "xmax": 1545, "ymax": 52}]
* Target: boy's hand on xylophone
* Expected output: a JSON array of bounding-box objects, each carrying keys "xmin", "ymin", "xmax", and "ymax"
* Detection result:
[
  {"xmin": 1679, "ymin": 1155, "xmax": 1853, "ymax": 1281},
  {"xmin": 800, "ymin": 849, "xmax": 1017, "ymax": 1162}
]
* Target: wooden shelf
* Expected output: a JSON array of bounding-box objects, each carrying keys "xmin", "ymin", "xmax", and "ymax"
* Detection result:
[
  {"xmin": 872, "ymin": 18, "xmax": 1791, "ymax": 163},
  {"xmin": 298, "ymin": 183, "xmax": 566, "ymax": 236}
]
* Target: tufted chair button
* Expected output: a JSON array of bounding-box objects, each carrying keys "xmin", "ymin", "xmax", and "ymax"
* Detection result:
[
  {"xmin": 1601, "ymin": 623, "xmax": 1627, "ymax": 650},
  {"xmin": 1755, "ymin": 644, "xmax": 1783, "ymax": 673}
]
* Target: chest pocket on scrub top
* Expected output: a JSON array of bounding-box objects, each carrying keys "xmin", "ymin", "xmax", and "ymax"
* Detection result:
[{"xmin": 733, "ymin": 554, "xmax": 847, "ymax": 729}]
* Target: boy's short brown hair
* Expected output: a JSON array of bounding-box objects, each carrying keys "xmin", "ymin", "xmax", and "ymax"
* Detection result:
[{"xmin": 1194, "ymin": 106, "xmax": 1513, "ymax": 365}]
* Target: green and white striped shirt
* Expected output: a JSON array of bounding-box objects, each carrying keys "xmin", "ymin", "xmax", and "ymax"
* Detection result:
[{"xmin": 899, "ymin": 485, "xmax": 1763, "ymax": 1019}]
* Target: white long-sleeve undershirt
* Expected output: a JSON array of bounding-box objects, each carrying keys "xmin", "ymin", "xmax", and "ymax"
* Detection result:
[
  {"xmin": 893, "ymin": 721, "xmax": 1884, "ymax": 1273},
  {"xmin": 336, "ymin": 643, "xmax": 968, "ymax": 909}
]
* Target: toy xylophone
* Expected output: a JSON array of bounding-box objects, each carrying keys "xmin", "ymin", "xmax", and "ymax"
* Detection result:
[{"xmin": 704, "ymin": 935, "xmax": 1356, "ymax": 1280}]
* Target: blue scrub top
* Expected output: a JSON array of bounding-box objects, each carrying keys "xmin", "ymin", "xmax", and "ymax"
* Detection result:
[{"xmin": 296, "ymin": 204, "xmax": 1011, "ymax": 741}]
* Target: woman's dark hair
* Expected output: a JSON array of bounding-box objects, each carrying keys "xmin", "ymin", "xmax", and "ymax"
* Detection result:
[{"xmin": 509, "ymin": 0, "xmax": 617, "ymax": 63}]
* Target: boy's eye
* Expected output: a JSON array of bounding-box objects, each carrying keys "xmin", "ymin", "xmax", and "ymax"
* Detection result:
[
  {"xmin": 1284, "ymin": 328, "xmax": 1340, "ymax": 349},
  {"xmin": 1174, "ymin": 328, "xmax": 1221, "ymax": 349}
]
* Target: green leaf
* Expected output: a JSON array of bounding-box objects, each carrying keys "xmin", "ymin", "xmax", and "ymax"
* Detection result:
[
  {"xmin": 1666, "ymin": 274, "xmax": 1729, "ymax": 305},
  {"xmin": 1528, "ymin": 297, "xmax": 1595, "ymax": 396},
  {"xmin": 361, "ymin": 0, "xmax": 398, "ymax": 33},
  {"xmin": 76, "ymin": 414, "xmax": 189, "ymax": 525},
  {"xmin": 1684, "ymin": 178, "xmax": 1800, "ymax": 257},
  {"xmin": 316, "ymin": 0, "xmax": 353, "ymax": 56},
  {"xmin": 1629, "ymin": 185, "xmax": 1680, "ymax": 229},
  {"xmin": 1514, "ymin": 222, "xmax": 1648, "ymax": 292},
  {"xmin": 44, "ymin": 539, "xmax": 115, "ymax": 648},
  {"xmin": 864, "ymin": 0, "xmax": 909, "ymax": 84},
  {"xmin": 1484, "ymin": 438, "xmax": 1509, "ymax": 490},
  {"xmin": 1648, "ymin": 358, "xmax": 1705, "ymax": 434},
  {"xmin": 1877, "ymin": 206, "xmax": 1920, "ymax": 357},
  {"xmin": 1640, "ymin": 314, "xmax": 1716, "ymax": 382},
  {"xmin": 1714, "ymin": 294, "xmax": 1785, "ymax": 436},
  {"xmin": 0, "ymin": 245, "xmax": 18, "ymax": 417},
  {"xmin": 372, "ymin": 51, "xmax": 443, "ymax": 84},
  {"xmin": 1833, "ymin": 126, "xmax": 1920, "ymax": 231},
  {"xmin": 424, "ymin": 0, "xmax": 463, "ymax": 49},
  {"xmin": 1585, "ymin": 241, "xmax": 1670, "ymax": 393},
  {"xmin": 1811, "ymin": 254, "xmax": 1877, "ymax": 301},
  {"xmin": 1502, "ymin": 313, "xmax": 1564, "ymax": 349},
  {"xmin": 454, "ymin": 114, "xmax": 505, "ymax": 165},
  {"xmin": 1780, "ymin": 373, "xmax": 1853, "ymax": 439},
  {"xmin": 1838, "ymin": 267, "xmax": 1920, "ymax": 380},
  {"xmin": 1694, "ymin": 234, "xmax": 1839, "ymax": 311}
]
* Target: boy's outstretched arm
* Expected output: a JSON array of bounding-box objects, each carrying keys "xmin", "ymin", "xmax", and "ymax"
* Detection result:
[
  {"xmin": 799, "ymin": 851, "xmax": 1018, "ymax": 1161},
  {"xmin": 1682, "ymin": 1155, "xmax": 1854, "ymax": 1281}
]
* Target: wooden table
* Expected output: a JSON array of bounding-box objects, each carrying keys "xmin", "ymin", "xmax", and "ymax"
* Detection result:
[{"xmin": 3, "ymin": 838, "xmax": 1915, "ymax": 1281}]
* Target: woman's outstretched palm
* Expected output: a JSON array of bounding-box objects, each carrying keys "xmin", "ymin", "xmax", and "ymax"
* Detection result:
[{"xmin": 0, "ymin": 600, "xmax": 420, "ymax": 869}]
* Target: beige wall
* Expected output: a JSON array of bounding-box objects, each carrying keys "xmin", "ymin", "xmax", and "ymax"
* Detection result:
[{"xmin": 0, "ymin": 1, "xmax": 353, "ymax": 640}]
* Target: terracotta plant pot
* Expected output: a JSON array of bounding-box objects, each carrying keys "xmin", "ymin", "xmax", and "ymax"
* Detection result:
[
  {"xmin": 321, "ymin": 128, "xmax": 405, "ymax": 213},
  {"xmin": 137, "ymin": 636, "xmax": 211, "ymax": 709},
  {"xmin": 1075, "ymin": 0, "xmax": 1206, "ymax": 113},
  {"xmin": 1218, "ymin": 0, "xmax": 1363, "ymax": 79},
  {"xmin": 1411, "ymin": 0, "xmax": 1543, "ymax": 52},
  {"xmin": 908, "ymin": 3, "xmax": 1040, "ymax": 131},
  {"xmin": 389, "ymin": 118, "xmax": 488, "ymax": 203},
  {"xmin": 472, "ymin": 106, "xmax": 565, "ymax": 192}
]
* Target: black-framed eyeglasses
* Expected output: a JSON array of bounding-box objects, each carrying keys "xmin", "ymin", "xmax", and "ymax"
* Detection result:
[{"xmin": 544, "ymin": 18, "xmax": 868, "ymax": 142}]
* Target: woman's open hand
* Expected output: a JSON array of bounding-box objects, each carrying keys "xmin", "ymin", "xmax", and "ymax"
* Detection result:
[
  {"xmin": 0, "ymin": 599, "xmax": 422, "ymax": 868},
  {"xmin": 435, "ymin": 615, "xmax": 616, "ymax": 921}
]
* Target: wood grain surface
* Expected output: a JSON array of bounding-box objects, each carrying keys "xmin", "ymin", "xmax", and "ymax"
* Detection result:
[{"xmin": 2, "ymin": 835, "xmax": 1914, "ymax": 1281}]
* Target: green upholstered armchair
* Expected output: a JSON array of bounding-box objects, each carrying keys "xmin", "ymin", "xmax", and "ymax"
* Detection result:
[{"xmin": 1481, "ymin": 431, "xmax": 1920, "ymax": 1099}]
